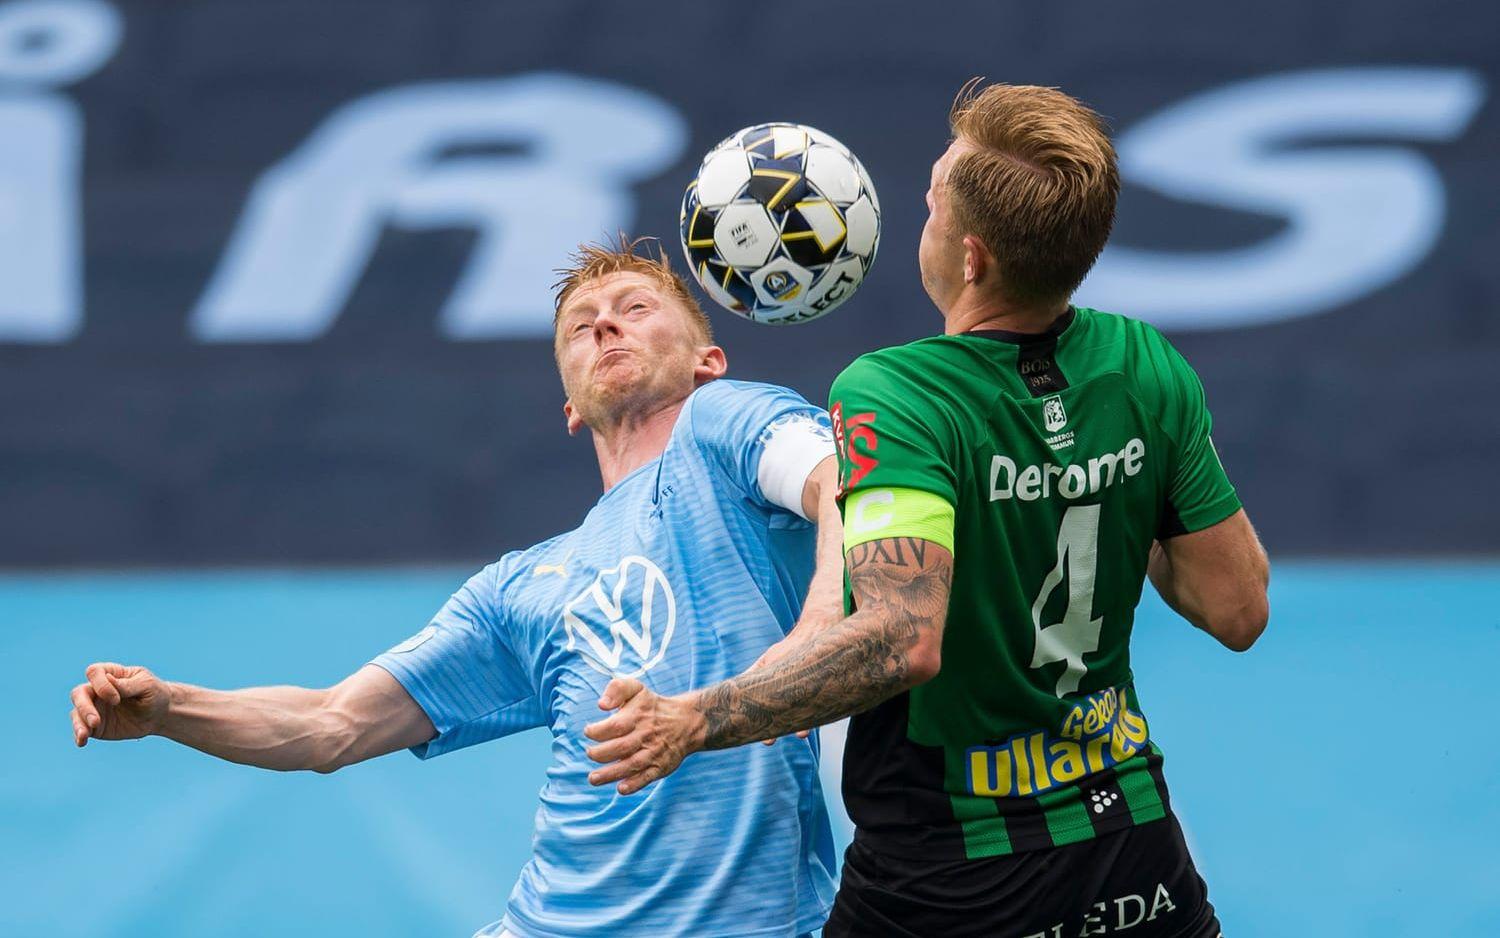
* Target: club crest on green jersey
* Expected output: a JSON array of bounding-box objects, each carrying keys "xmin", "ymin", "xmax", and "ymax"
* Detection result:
[{"xmin": 1042, "ymin": 395, "xmax": 1068, "ymax": 433}]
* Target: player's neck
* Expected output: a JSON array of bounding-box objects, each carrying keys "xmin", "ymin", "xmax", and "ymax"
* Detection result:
[
  {"xmin": 943, "ymin": 289, "xmax": 1070, "ymax": 336},
  {"xmin": 589, "ymin": 398, "xmax": 685, "ymax": 491}
]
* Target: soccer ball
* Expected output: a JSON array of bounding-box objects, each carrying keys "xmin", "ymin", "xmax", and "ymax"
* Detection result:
[{"xmin": 679, "ymin": 123, "xmax": 880, "ymax": 324}]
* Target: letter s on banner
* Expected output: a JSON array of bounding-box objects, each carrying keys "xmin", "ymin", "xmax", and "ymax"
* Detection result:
[
  {"xmin": 1075, "ymin": 68, "xmax": 1485, "ymax": 331},
  {"xmin": 191, "ymin": 73, "xmax": 687, "ymax": 342}
]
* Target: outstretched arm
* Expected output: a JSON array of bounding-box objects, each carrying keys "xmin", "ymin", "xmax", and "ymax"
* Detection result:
[
  {"xmin": 585, "ymin": 536, "xmax": 952, "ymax": 794},
  {"xmin": 69, "ymin": 662, "xmax": 434, "ymax": 773}
]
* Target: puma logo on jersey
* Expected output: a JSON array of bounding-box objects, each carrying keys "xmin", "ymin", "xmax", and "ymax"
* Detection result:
[
  {"xmin": 534, "ymin": 549, "xmax": 574, "ymax": 578},
  {"xmin": 989, "ymin": 438, "xmax": 1145, "ymax": 502}
]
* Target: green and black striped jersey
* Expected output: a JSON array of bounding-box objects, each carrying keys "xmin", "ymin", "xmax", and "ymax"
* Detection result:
[{"xmin": 829, "ymin": 306, "xmax": 1240, "ymax": 859}]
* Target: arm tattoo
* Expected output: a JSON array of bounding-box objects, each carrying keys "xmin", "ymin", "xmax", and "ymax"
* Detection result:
[{"xmin": 696, "ymin": 537, "xmax": 952, "ymax": 751}]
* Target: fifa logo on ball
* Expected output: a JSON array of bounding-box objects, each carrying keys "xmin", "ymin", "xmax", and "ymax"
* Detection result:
[{"xmin": 729, "ymin": 221, "xmax": 758, "ymax": 251}]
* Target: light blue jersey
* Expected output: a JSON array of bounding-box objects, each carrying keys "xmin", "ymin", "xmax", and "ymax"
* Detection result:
[{"xmin": 373, "ymin": 379, "xmax": 837, "ymax": 938}]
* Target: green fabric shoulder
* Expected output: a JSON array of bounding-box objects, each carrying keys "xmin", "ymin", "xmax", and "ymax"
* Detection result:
[
  {"xmin": 1068, "ymin": 307, "xmax": 1239, "ymax": 533},
  {"xmin": 829, "ymin": 338, "xmax": 977, "ymax": 507},
  {"xmin": 1067, "ymin": 308, "xmax": 1208, "ymax": 455}
]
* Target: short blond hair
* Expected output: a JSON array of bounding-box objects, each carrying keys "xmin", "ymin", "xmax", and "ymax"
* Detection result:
[
  {"xmin": 947, "ymin": 80, "xmax": 1119, "ymax": 305},
  {"xmin": 552, "ymin": 235, "xmax": 714, "ymax": 345}
]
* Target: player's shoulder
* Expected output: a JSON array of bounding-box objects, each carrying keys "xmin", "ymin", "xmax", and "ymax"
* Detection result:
[
  {"xmin": 488, "ymin": 534, "xmax": 573, "ymax": 591},
  {"xmin": 1069, "ymin": 307, "xmax": 1210, "ymax": 449},
  {"xmin": 683, "ymin": 378, "xmax": 819, "ymax": 445},
  {"xmin": 847, "ymin": 333, "xmax": 966, "ymax": 369},
  {"xmin": 506, "ymin": 531, "xmax": 572, "ymax": 563},
  {"xmin": 1071, "ymin": 306, "xmax": 1196, "ymax": 386},
  {"xmin": 835, "ymin": 335, "xmax": 962, "ymax": 386},
  {"xmin": 1068, "ymin": 304, "xmax": 1169, "ymax": 350},
  {"xmin": 689, "ymin": 377, "xmax": 811, "ymax": 410},
  {"xmin": 832, "ymin": 336, "xmax": 977, "ymax": 412}
]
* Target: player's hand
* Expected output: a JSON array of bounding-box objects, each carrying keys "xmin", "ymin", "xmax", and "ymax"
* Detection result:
[
  {"xmin": 69, "ymin": 663, "xmax": 170, "ymax": 747},
  {"xmin": 749, "ymin": 637, "xmax": 812, "ymax": 745},
  {"xmin": 583, "ymin": 677, "xmax": 706, "ymax": 796}
]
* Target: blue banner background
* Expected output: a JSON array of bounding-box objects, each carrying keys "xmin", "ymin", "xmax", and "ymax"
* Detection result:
[{"xmin": 1, "ymin": 0, "xmax": 1496, "ymax": 563}]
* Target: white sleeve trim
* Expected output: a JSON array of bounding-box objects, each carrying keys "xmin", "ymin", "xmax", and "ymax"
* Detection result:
[{"xmin": 756, "ymin": 412, "xmax": 835, "ymax": 520}]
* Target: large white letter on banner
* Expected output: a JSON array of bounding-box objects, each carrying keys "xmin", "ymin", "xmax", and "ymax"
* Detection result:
[
  {"xmin": 1076, "ymin": 68, "xmax": 1485, "ymax": 331},
  {"xmin": 192, "ymin": 73, "xmax": 686, "ymax": 341}
]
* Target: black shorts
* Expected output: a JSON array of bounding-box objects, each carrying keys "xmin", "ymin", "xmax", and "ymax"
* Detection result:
[{"xmin": 823, "ymin": 812, "xmax": 1222, "ymax": 938}]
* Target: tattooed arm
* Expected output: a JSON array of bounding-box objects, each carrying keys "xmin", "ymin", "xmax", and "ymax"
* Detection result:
[
  {"xmin": 747, "ymin": 455, "xmax": 846, "ymax": 677},
  {"xmin": 697, "ymin": 535, "xmax": 951, "ymax": 745},
  {"xmin": 584, "ymin": 536, "xmax": 952, "ymax": 794}
]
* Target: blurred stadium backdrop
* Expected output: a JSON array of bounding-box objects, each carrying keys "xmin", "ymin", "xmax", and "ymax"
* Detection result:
[{"xmin": 3, "ymin": 0, "xmax": 1498, "ymax": 935}]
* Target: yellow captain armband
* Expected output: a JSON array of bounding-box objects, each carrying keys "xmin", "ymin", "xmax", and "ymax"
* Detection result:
[{"xmin": 842, "ymin": 487, "xmax": 956, "ymax": 555}]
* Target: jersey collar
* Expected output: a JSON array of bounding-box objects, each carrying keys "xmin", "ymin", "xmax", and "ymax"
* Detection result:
[{"xmin": 964, "ymin": 306, "xmax": 1077, "ymax": 346}]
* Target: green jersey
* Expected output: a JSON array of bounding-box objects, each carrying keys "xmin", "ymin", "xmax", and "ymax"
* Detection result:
[{"xmin": 828, "ymin": 306, "xmax": 1240, "ymax": 860}]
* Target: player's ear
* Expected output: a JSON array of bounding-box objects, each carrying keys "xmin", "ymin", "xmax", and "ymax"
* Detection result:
[
  {"xmin": 961, "ymin": 234, "xmax": 990, "ymax": 286},
  {"xmin": 563, "ymin": 399, "xmax": 584, "ymax": 436},
  {"xmin": 693, "ymin": 345, "xmax": 728, "ymax": 385}
]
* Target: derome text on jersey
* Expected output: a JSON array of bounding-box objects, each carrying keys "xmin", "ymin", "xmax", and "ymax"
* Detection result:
[{"xmin": 988, "ymin": 438, "xmax": 1147, "ymax": 503}]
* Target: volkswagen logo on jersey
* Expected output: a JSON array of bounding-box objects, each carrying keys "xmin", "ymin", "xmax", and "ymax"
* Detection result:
[{"xmin": 563, "ymin": 555, "xmax": 678, "ymax": 678}]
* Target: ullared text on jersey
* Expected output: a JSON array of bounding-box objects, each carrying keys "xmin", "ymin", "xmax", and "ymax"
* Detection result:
[{"xmin": 966, "ymin": 686, "xmax": 1150, "ymax": 798}]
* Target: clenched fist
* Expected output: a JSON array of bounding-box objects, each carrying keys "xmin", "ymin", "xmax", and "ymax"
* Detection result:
[{"xmin": 69, "ymin": 663, "xmax": 169, "ymax": 747}]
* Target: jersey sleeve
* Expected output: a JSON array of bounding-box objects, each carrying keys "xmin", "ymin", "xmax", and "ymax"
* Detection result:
[
  {"xmin": 371, "ymin": 561, "xmax": 545, "ymax": 759},
  {"xmin": 1153, "ymin": 339, "xmax": 1242, "ymax": 537},
  {"xmin": 690, "ymin": 380, "xmax": 834, "ymax": 520},
  {"xmin": 829, "ymin": 354, "xmax": 959, "ymax": 553}
]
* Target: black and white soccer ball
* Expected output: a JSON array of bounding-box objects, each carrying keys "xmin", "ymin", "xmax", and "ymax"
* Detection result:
[{"xmin": 679, "ymin": 123, "xmax": 880, "ymax": 324}]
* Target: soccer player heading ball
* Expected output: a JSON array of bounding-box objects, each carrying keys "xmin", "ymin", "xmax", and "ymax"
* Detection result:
[
  {"xmin": 590, "ymin": 81, "xmax": 1270, "ymax": 937},
  {"xmin": 69, "ymin": 237, "xmax": 845, "ymax": 937}
]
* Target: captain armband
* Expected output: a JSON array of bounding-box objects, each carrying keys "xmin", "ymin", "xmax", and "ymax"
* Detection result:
[
  {"xmin": 756, "ymin": 411, "xmax": 836, "ymax": 520},
  {"xmin": 842, "ymin": 487, "xmax": 955, "ymax": 555}
]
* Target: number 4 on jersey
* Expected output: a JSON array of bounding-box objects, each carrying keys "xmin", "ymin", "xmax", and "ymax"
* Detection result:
[{"xmin": 1030, "ymin": 505, "xmax": 1104, "ymax": 697}]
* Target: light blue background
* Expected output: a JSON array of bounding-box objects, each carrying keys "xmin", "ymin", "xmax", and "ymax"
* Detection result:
[{"xmin": 5, "ymin": 562, "xmax": 1497, "ymax": 936}]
